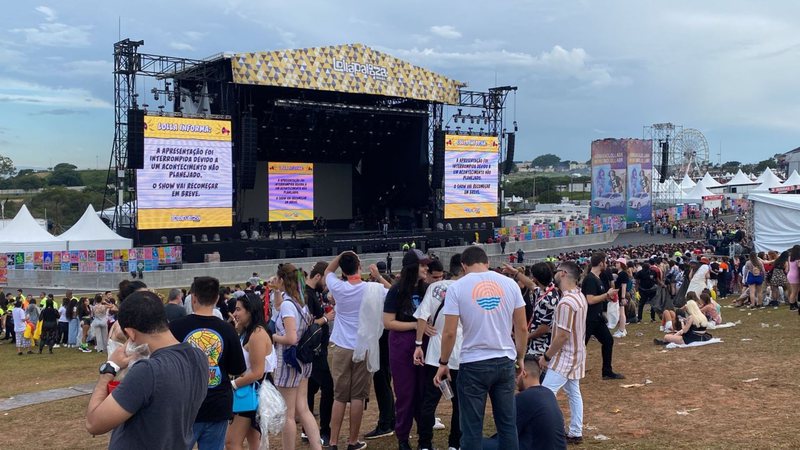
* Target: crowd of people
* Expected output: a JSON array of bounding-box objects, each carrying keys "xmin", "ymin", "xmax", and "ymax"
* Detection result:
[{"xmin": 5, "ymin": 226, "xmax": 797, "ymax": 450}]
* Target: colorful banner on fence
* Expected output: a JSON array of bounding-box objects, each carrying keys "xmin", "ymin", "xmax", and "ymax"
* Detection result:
[
  {"xmin": 444, "ymin": 134, "xmax": 499, "ymax": 219},
  {"xmin": 0, "ymin": 254, "xmax": 7, "ymax": 285},
  {"xmin": 6, "ymin": 246, "xmax": 181, "ymax": 273},
  {"xmin": 494, "ymin": 216, "xmax": 626, "ymax": 242},
  {"xmin": 268, "ymin": 162, "xmax": 314, "ymax": 221},
  {"xmin": 626, "ymin": 139, "xmax": 653, "ymax": 222},
  {"xmin": 137, "ymin": 115, "xmax": 233, "ymax": 230},
  {"xmin": 591, "ymin": 139, "xmax": 627, "ymax": 217}
]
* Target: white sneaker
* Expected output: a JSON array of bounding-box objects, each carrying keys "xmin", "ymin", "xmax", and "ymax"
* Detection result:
[
  {"xmin": 659, "ymin": 325, "xmax": 664, "ymax": 332},
  {"xmin": 613, "ymin": 330, "xmax": 626, "ymax": 338},
  {"xmin": 433, "ymin": 417, "xmax": 445, "ymax": 430}
]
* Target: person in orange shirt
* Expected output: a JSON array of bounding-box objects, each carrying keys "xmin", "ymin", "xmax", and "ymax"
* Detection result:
[{"xmin": 718, "ymin": 258, "xmax": 730, "ymax": 298}]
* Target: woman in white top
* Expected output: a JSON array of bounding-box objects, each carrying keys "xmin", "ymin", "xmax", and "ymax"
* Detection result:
[
  {"xmin": 271, "ymin": 264, "xmax": 322, "ymax": 450},
  {"xmin": 227, "ymin": 292, "xmax": 272, "ymax": 450},
  {"xmin": 12, "ymin": 300, "xmax": 30, "ymax": 355},
  {"xmin": 90, "ymin": 294, "xmax": 110, "ymax": 353}
]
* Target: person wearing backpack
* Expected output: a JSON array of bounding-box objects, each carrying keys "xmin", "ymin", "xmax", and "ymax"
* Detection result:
[{"xmin": 272, "ymin": 263, "xmax": 322, "ymax": 450}]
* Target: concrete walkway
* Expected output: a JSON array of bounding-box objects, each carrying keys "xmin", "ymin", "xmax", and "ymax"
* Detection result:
[{"xmin": 0, "ymin": 383, "xmax": 95, "ymax": 412}]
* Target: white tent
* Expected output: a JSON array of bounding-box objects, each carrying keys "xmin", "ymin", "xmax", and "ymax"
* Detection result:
[
  {"xmin": 751, "ymin": 175, "xmax": 784, "ymax": 193},
  {"xmin": 681, "ymin": 183, "xmax": 716, "ymax": 203},
  {"xmin": 781, "ymin": 170, "xmax": 800, "ymax": 188},
  {"xmin": 755, "ymin": 167, "xmax": 782, "ymax": 184},
  {"xmin": 59, "ymin": 205, "xmax": 133, "ymax": 250},
  {"xmin": 679, "ymin": 174, "xmax": 696, "ymax": 190},
  {"xmin": 0, "ymin": 205, "xmax": 67, "ymax": 252},
  {"xmin": 726, "ymin": 169, "xmax": 758, "ymax": 186},
  {"xmin": 750, "ymin": 193, "xmax": 800, "ymax": 252},
  {"xmin": 748, "ymin": 173, "xmax": 758, "ymax": 181},
  {"xmin": 699, "ymin": 172, "xmax": 722, "ymax": 188}
]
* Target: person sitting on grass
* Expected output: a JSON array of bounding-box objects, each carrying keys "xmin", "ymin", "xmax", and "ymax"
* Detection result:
[
  {"xmin": 654, "ymin": 300, "xmax": 710, "ymax": 346},
  {"xmin": 698, "ymin": 291, "xmax": 722, "ymax": 325}
]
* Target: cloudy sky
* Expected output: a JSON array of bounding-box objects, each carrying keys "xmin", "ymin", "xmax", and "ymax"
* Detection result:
[{"xmin": 2, "ymin": 0, "xmax": 799, "ymax": 169}]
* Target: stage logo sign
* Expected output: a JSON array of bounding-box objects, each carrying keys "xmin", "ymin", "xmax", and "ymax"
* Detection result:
[
  {"xmin": 137, "ymin": 116, "xmax": 233, "ymax": 229},
  {"xmin": 625, "ymin": 139, "xmax": 653, "ymax": 222},
  {"xmin": 590, "ymin": 139, "xmax": 626, "ymax": 217},
  {"xmin": 268, "ymin": 162, "xmax": 314, "ymax": 222},
  {"xmin": 444, "ymin": 134, "xmax": 499, "ymax": 219}
]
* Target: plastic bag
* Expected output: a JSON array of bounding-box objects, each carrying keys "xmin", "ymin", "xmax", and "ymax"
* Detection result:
[
  {"xmin": 23, "ymin": 322, "xmax": 33, "ymax": 340},
  {"xmin": 257, "ymin": 380, "xmax": 286, "ymax": 449},
  {"xmin": 33, "ymin": 320, "xmax": 43, "ymax": 341},
  {"xmin": 606, "ymin": 301, "xmax": 620, "ymax": 329},
  {"xmin": 353, "ymin": 282, "xmax": 386, "ymax": 373}
]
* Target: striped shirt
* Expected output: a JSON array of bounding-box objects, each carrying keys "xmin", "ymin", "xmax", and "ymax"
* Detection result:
[{"xmin": 548, "ymin": 288, "xmax": 587, "ymax": 380}]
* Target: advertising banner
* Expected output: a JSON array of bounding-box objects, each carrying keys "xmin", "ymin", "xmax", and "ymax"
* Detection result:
[
  {"xmin": 625, "ymin": 139, "xmax": 653, "ymax": 222},
  {"xmin": 0, "ymin": 254, "xmax": 7, "ymax": 285},
  {"xmin": 591, "ymin": 139, "xmax": 627, "ymax": 217},
  {"xmin": 444, "ymin": 134, "xmax": 499, "ymax": 219},
  {"xmin": 268, "ymin": 162, "xmax": 314, "ymax": 221},
  {"xmin": 137, "ymin": 115, "xmax": 233, "ymax": 229}
]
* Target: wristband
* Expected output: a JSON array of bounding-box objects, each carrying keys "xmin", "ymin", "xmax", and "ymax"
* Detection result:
[
  {"xmin": 231, "ymin": 379, "xmax": 238, "ymax": 390},
  {"xmin": 439, "ymin": 359, "xmax": 449, "ymax": 366},
  {"xmin": 415, "ymin": 340, "xmax": 423, "ymax": 346},
  {"xmin": 323, "ymin": 316, "xmax": 329, "ymax": 324}
]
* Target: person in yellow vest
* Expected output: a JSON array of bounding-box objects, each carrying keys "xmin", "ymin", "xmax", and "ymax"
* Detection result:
[
  {"xmin": 402, "ymin": 242, "xmax": 410, "ymax": 252},
  {"xmin": 410, "ymin": 241, "xmax": 416, "ymax": 249},
  {"xmin": 18, "ymin": 290, "xmax": 28, "ymax": 310}
]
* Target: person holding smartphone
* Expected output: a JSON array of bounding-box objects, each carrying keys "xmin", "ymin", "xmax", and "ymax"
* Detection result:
[{"xmin": 581, "ymin": 253, "xmax": 625, "ymax": 381}]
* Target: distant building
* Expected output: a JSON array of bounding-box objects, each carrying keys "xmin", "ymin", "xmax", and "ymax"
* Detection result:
[{"xmin": 781, "ymin": 147, "xmax": 800, "ymax": 174}]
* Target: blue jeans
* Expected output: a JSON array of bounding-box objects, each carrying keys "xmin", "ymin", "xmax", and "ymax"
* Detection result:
[
  {"xmin": 192, "ymin": 420, "xmax": 228, "ymax": 450},
  {"xmin": 456, "ymin": 357, "xmax": 517, "ymax": 450}
]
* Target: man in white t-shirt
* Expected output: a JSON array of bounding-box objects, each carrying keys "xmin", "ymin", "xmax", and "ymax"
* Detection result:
[
  {"xmin": 325, "ymin": 252, "xmax": 390, "ymax": 450},
  {"xmin": 435, "ymin": 246, "xmax": 528, "ymax": 450},
  {"xmin": 413, "ymin": 254, "xmax": 464, "ymax": 450}
]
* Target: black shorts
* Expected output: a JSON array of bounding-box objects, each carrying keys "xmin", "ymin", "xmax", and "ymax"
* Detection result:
[
  {"xmin": 683, "ymin": 332, "xmax": 711, "ymax": 345},
  {"xmin": 81, "ymin": 318, "xmax": 92, "ymax": 326}
]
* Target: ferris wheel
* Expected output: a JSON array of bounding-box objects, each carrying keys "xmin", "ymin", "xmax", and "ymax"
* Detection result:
[{"xmin": 671, "ymin": 128, "xmax": 709, "ymax": 179}]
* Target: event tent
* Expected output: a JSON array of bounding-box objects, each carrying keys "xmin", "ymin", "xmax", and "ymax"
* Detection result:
[
  {"xmin": 58, "ymin": 205, "xmax": 133, "ymax": 250},
  {"xmin": 726, "ymin": 170, "xmax": 758, "ymax": 186},
  {"xmin": 699, "ymin": 172, "xmax": 723, "ymax": 189},
  {"xmin": 679, "ymin": 174, "xmax": 696, "ymax": 190},
  {"xmin": 752, "ymin": 176, "xmax": 783, "ymax": 193},
  {"xmin": 750, "ymin": 193, "xmax": 800, "ymax": 252},
  {"xmin": 781, "ymin": 170, "xmax": 800, "ymax": 188},
  {"xmin": 0, "ymin": 205, "xmax": 67, "ymax": 252},
  {"xmin": 681, "ymin": 183, "xmax": 716, "ymax": 203},
  {"xmin": 755, "ymin": 168, "xmax": 782, "ymax": 185}
]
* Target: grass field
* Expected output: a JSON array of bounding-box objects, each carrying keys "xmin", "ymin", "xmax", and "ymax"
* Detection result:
[{"xmin": 2, "ymin": 298, "xmax": 799, "ymax": 449}]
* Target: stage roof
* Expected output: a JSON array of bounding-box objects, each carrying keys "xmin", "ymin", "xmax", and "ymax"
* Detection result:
[{"xmin": 228, "ymin": 43, "xmax": 464, "ymax": 105}]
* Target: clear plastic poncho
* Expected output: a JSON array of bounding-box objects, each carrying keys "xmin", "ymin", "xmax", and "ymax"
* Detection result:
[{"xmin": 353, "ymin": 282, "xmax": 387, "ymax": 373}]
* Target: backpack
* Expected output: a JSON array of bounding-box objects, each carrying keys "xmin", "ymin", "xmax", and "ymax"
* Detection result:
[{"xmin": 288, "ymin": 301, "xmax": 324, "ymax": 364}]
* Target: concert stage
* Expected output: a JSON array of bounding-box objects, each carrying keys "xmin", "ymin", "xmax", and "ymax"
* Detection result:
[{"xmin": 104, "ymin": 39, "xmax": 517, "ymax": 263}]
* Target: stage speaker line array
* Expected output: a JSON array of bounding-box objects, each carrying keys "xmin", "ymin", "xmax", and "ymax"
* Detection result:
[
  {"xmin": 659, "ymin": 140, "xmax": 669, "ymax": 183},
  {"xmin": 503, "ymin": 132, "xmax": 516, "ymax": 175},
  {"xmin": 239, "ymin": 117, "xmax": 258, "ymax": 189},
  {"xmin": 127, "ymin": 109, "xmax": 145, "ymax": 170},
  {"xmin": 431, "ymin": 130, "xmax": 445, "ymax": 190}
]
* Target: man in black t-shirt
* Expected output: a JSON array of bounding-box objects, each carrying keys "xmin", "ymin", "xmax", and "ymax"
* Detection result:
[
  {"xmin": 581, "ymin": 253, "xmax": 625, "ymax": 380},
  {"xmin": 304, "ymin": 262, "xmax": 336, "ymax": 445},
  {"xmin": 483, "ymin": 356, "xmax": 567, "ymax": 450},
  {"xmin": 169, "ymin": 276, "xmax": 246, "ymax": 450},
  {"xmin": 634, "ymin": 263, "xmax": 659, "ymax": 322}
]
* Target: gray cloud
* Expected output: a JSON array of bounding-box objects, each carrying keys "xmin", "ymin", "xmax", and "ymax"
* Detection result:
[
  {"xmin": 430, "ymin": 25, "xmax": 462, "ymax": 39},
  {"xmin": 30, "ymin": 109, "xmax": 89, "ymax": 116}
]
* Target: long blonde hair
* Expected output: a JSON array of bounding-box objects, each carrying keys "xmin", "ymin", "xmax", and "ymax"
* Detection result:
[{"xmin": 685, "ymin": 300, "xmax": 708, "ymax": 328}]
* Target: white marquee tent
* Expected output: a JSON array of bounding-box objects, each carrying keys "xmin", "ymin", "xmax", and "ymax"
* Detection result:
[
  {"xmin": 781, "ymin": 170, "xmax": 800, "ymax": 188},
  {"xmin": 750, "ymin": 193, "xmax": 800, "ymax": 252},
  {"xmin": 751, "ymin": 175, "xmax": 784, "ymax": 193},
  {"xmin": 679, "ymin": 174, "xmax": 696, "ymax": 191},
  {"xmin": 681, "ymin": 183, "xmax": 716, "ymax": 203},
  {"xmin": 0, "ymin": 205, "xmax": 67, "ymax": 252},
  {"xmin": 59, "ymin": 205, "xmax": 133, "ymax": 250},
  {"xmin": 699, "ymin": 172, "xmax": 723, "ymax": 189},
  {"xmin": 755, "ymin": 168, "xmax": 782, "ymax": 184},
  {"xmin": 726, "ymin": 170, "xmax": 759, "ymax": 186}
]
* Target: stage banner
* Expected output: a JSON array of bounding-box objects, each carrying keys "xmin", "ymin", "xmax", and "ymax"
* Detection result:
[
  {"xmin": 625, "ymin": 139, "xmax": 653, "ymax": 222},
  {"xmin": 444, "ymin": 134, "xmax": 499, "ymax": 219},
  {"xmin": 268, "ymin": 162, "xmax": 314, "ymax": 221},
  {"xmin": 137, "ymin": 115, "xmax": 233, "ymax": 230},
  {"xmin": 590, "ymin": 139, "xmax": 627, "ymax": 217}
]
